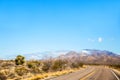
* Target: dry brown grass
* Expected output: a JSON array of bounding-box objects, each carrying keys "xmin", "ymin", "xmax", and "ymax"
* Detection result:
[{"xmin": 27, "ymin": 68, "xmax": 82, "ymax": 80}]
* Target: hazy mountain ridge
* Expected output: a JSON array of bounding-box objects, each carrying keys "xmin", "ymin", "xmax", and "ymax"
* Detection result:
[
  {"xmin": 59, "ymin": 49, "xmax": 120, "ymax": 65},
  {"xmin": 1, "ymin": 49, "xmax": 120, "ymax": 65},
  {"xmin": 2, "ymin": 50, "xmax": 69, "ymax": 60}
]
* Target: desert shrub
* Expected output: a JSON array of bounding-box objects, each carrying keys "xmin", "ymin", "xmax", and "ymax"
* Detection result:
[
  {"xmin": 1, "ymin": 61, "xmax": 14, "ymax": 69},
  {"xmin": 8, "ymin": 72, "xmax": 17, "ymax": 79},
  {"xmin": 15, "ymin": 66, "xmax": 28, "ymax": 76},
  {"xmin": 71, "ymin": 63, "xmax": 78, "ymax": 68},
  {"xmin": 29, "ymin": 66, "xmax": 42, "ymax": 74},
  {"xmin": 14, "ymin": 77, "xmax": 22, "ymax": 80},
  {"xmin": 71, "ymin": 62, "xmax": 83, "ymax": 68},
  {"xmin": 27, "ymin": 60, "xmax": 42, "ymax": 73},
  {"xmin": 1, "ymin": 69, "xmax": 11, "ymax": 76},
  {"xmin": 77, "ymin": 62, "xmax": 83, "ymax": 67},
  {"xmin": 27, "ymin": 62, "xmax": 34, "ymax": 69},
  {"xmin": 0, "ymin": 69, "xmax": 12, "ymax": 79},
  {"xmin": 110, "ymin": 64, "xmax": 120, "ymax": 68},
  {"xmin": 42, "ymin": 61, "xmax": 52, "ymax": 72},
  {"xmin": 0, "ymin": 71, "xmax": 7, "ymax": 80},
  {"xmin": 51, "ymin": 59, "xmax": 67, "ymax": 71},
  {"xmin": 27, "ymin": 60, "xmax": 41, "ymax": 68},
  {"xmin": 114, "ymin": 64, "xmax": 120, "ymax": 68},
  {"xmin": 15, "ymin": 55, "xmax": 25, "ymax": 65}
]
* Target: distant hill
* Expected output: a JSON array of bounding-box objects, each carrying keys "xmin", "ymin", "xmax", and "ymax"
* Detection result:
[
  {"xmin": 22, "ymin": 50, "xmax": 69, "ymax": 60},
  {"xmin": 2, "ymin": 50, "xmax": 69, "ymax": 60},
  {"xmin": 58, "ymin": 49, "xmax": 120, "ymax": 65}
]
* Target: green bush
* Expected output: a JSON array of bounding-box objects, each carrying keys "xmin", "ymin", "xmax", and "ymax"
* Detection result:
[{"xmin": 15, "ymin": 55, "xmax": 25, "ymax": 65}]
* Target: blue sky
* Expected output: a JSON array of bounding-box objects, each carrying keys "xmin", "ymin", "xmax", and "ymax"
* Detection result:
[{"xmin": 0, "ymin": 0, "xmax": 120, "ymax": 57}]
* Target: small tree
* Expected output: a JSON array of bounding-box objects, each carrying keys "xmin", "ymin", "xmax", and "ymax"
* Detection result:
[{"xmin": 15, "ymin": 55, "xmax": 25, "ymax": 65}]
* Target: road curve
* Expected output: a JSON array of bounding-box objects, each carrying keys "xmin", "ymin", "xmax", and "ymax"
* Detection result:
[
  {"xmin": 48, "ymin": 66, "xmax": 120, "ymax": 80},
  {"xmin": 81, "ymin": 66, "xmax": 119, "ymax": 80}
]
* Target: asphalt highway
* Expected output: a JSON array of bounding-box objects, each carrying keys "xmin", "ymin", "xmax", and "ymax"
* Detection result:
[{"xmin": 49, "ymin": 66, "xmax": 120, "ymax": 80}]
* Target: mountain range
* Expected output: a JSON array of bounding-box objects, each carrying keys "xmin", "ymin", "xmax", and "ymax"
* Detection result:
[
  {"xmin": 1, "ymin": 49, "xmax": 120, "ymax": 65},
  {"xmin": 58, "ymin": 49, "xmax": 120, "ymax": 65}
]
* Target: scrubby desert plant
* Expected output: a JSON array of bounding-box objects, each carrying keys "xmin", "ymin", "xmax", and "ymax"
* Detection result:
[
  {"xmin": 0, "ymin": 71, "xmax": 7, "ymax": 80},
  {"xmin": 15, "ymin": 66, "xmax": 28, "ymax": 76},
  {"xmin": 27, "ymin": 60, "xmax": 42, "ymax": 74},
  {"xmin": 51, "ymin": 59, "xmax": 67, "ymax": 71},
  {"xmin": 0, "ymin": 61, "xmax": 14, "ymax": 69},
  {"xmin": 8, "ymin": 72, "xmax": 17, "ymax": 79},
  {"xmin": 110, "ymin": 64, "xmax": 120, "ymax": 69},
  {"xmin": 42, "ymin": 60, "xmax": 52, "ymax": 72},
  {"xmin": 71, "ymin": 62, "xmax": 83, "ymax": 68},
  {"xmin": 15, "ymin": 55, "xmax": 25, "ymax": 65},
  {"xmin": 27, "ymin": 60, "xmax": 41, "ymax": 68}
]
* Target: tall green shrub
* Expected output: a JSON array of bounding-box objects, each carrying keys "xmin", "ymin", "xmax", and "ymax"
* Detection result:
[{"xmin": 15, "ymin": 55, "xmax": 25, "ymax": 65}]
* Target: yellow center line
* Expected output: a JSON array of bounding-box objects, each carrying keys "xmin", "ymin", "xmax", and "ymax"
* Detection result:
[{"xmin": 80, "ymin": 71, "xmax": 96, "ymax": 80}]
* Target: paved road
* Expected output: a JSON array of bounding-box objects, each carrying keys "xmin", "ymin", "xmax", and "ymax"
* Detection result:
[
  {"xmin": 82, "ymin": 67, "xmax": 119, "ymax": 80},
  {"xmin": 49, "ymin": 66, "xmax": 120, "ymax": 80}
]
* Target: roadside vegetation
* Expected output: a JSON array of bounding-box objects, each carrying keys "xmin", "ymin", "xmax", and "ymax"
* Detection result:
[
  {"xmin": 0, "ymin": 55, "xmax": 84, "ymax": 80},
  {"xmin": 109, "ymin": 64, "xmax": 120, "ymax": 71}
]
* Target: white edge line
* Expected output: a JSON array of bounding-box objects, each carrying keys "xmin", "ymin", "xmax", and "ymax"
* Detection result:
[{"xmin": 111, "ymin": 70, "xmax": 120, "ymax": 80}]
